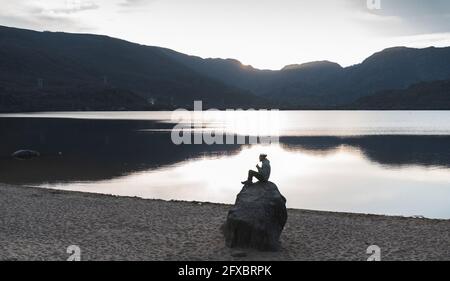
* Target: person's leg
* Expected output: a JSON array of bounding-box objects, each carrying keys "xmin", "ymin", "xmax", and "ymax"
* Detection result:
[
  {"xmin": 247, "ymin": 170, "xmax": 258, "ymax": 182},
  {"xmin": 243, "ymin": 170, "xmax": 265, "ymax": 185},
  {"xmin": 247, "ymin": 170, "xmax": 266, "ymax": 183},
  {"xmin": 254, "ymin": 172, "xmax": 267, "ymax": 183}
]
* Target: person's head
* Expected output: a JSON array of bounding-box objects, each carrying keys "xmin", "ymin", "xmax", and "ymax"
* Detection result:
[{"xmin": 259, "ymin": 154, "xmax": 267, "ymax": 161}]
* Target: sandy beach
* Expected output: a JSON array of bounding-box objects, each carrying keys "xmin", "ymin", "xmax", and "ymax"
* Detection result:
[{"xmin": 0, "ymin": 184, "xmax": 449, "ymax": 261}]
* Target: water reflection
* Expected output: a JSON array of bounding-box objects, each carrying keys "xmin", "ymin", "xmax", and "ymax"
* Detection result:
[
  {"xmin": 280, "ymin": 136, "xmax": 450, "ymax": 168},
  {"xmin": 0, "ymin": 118, "xmax": 242, "ymax": 184},
  {"xmin": 35, "ymin": 145, "xmax": 450, "ymax": 219},
  {"xmin": 0, "ymin": 115, "xmax": 449, "ymax": 218}
]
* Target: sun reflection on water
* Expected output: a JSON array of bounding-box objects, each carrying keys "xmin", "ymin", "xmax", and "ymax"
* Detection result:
[{"xmin": 39, "ymin": 143, "xmax": 450, "ymax": 219}]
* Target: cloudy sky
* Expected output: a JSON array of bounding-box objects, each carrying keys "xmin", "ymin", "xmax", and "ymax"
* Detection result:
[{"xmin": 1, "ymin": 0, "xmax": 450, "ymax": 69}]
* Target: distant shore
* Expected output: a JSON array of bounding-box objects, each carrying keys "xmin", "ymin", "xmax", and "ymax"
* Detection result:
[{"xmin": 0, "ymin": 184, "xmax": 449, "ymax": 261}]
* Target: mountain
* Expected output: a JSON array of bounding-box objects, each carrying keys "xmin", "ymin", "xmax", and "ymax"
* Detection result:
[
  {"xmin": 0, "ymin": 25, "xmax": 265, "ymax": 112},
  {"xmin": 165, "ymin": 46, "xmax": 450, "ymax": 107},
  {"xmin": 161, "ymin": 49, "xmax": 345, "ymax": 106},
  {"xmin": 339, "ymin": 47, "xmax": 450, "ymax": 102},
  {"xmin": 159, "ymin": 48, "xmax": 277, "ymax": 95},
  {"xmin": 349, "ymin": 80, "xmax": 450, "ymax": 110},
  {"xmin": 1, "ymin": 25, "xmax": 450, "ymax": 111}
]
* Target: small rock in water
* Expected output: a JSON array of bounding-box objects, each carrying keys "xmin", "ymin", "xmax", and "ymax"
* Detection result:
[{"xmin": 12, "ymin": 150, "xmax": 40, "ymax": 160}]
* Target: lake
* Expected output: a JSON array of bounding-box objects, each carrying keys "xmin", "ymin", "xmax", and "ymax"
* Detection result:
[{"xmin": 0, "ymin": 111, "xmax": 449, "ymax": 219}]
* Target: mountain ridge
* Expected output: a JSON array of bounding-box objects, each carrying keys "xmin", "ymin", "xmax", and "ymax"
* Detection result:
[
  {"xmin": 162, "ymin": 43, "xmax": 450, "ymax": 107},
  {"xmin": 1, "ymin": 25, "xmax": 450, "ymax": 111},
  {"xmin": 349, "ymin": 79, "xmax": 450, "ymax": 110},
  {"xmin": 0, "ymin": 25, "xmax": 269, "ymax": 112}
]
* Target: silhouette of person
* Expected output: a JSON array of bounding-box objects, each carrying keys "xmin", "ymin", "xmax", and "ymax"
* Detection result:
[{"xmin": 242, "ymin": 154, "xmax": 271, "ymax": 185}]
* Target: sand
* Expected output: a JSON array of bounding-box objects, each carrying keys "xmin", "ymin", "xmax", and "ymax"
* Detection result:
[{"xmin": 0, "ymin": 184, "xmax": 449, "ymax": 261}]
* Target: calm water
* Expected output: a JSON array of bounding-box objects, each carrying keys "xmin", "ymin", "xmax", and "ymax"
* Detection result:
[{"xmin": 0, "ymin": 111, "xmax": 449, "ymax": 219}]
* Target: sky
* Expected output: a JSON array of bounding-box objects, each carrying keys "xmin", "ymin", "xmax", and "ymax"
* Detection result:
[{"xmin": 1, "ymin": 0, "xmax": 450, "ymax": 70}]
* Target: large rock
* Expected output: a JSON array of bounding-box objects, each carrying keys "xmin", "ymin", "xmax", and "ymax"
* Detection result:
[
  {"xmin": 12, "ymin": 150, "xmax": 40, "ymax": 160},
  {"xmin": 223, "ymin": 181, "xmax": 287, "ymax": 251}
]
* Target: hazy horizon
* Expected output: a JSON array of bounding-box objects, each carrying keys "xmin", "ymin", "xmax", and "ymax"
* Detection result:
[{"xmin": 1, "ymin": 0, "xmax": 450, "ymax": 69}]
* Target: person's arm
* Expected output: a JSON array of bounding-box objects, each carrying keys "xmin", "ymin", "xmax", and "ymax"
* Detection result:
[{"xmin": 260, "ymin": 161, "xmax": 269, "ymax": 179}]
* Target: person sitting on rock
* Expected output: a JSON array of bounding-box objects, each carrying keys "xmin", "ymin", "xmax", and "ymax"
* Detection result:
[{"xmin": 241, "ymin": 154, "xmax": 271, "ymax": 185}]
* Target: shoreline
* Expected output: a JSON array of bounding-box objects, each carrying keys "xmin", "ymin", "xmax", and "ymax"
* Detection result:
[
  {"xmin": 19, "ymin": 184, "xmax": 450, "ymax": 222},
  {"xmin": 1, "ymin": 184, "xmax": 449, "ymax": 261}
]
